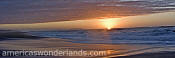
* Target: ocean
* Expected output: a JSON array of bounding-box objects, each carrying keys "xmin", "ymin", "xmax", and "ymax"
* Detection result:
[{"xmin": 28, "ymin": 26, "xmax": 175, "ymax": 46}]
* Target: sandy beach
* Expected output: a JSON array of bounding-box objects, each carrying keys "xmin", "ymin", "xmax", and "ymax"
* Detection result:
[{"xmin": 1, "ymin": 37, "xmax": 175, "ymax": 58}]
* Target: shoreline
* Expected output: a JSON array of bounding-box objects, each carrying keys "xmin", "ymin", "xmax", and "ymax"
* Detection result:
[{"xmin": 1, "ymin": 29, "xmax": 175, "ymax": 58}]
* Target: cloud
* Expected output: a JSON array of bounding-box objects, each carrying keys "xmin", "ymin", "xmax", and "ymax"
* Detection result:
[{"xmin": 0, "ymin": 0, "xmax": 175, "ymax": 24}]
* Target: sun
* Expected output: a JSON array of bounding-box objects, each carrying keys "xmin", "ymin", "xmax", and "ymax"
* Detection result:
[{"xmin": 99, "ymin": 18, "xmax": 120, "ymax": 30}]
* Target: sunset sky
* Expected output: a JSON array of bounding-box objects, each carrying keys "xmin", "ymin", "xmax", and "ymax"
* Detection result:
[{"xmin": 0, "ymin": 0, "xmax": 175, "ymax": 30}]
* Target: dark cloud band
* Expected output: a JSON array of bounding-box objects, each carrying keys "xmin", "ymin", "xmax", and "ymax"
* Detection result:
[{"xmin": 0, "ymin": 0, "xmax": 175, "ymax": 24}]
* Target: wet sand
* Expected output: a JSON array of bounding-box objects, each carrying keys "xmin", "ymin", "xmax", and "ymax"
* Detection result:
[
  {"xmin": 115, "ymin": 51, "xmax": 175, "ymax": 58},
  {"xmin": 0, "ymin": 37, "xmax": 154, "ymax": 57},
  {"xmin": 1, "ymin": 38, "xmax": 175, "ymax": 58}
]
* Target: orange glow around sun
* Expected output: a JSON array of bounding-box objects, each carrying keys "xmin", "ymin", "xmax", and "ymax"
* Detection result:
[{"xmin": 99, "ymin": 18, "xmax": 120, "ymax": 30}]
